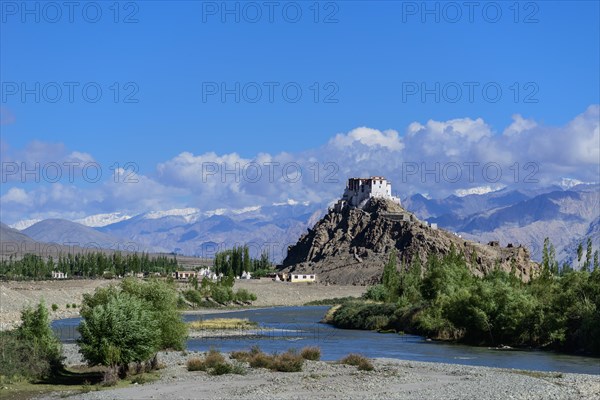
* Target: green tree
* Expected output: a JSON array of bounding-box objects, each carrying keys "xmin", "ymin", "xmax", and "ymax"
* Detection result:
[
  {"xmin": 577, "ymin": 242, "xmax": 584, "ymax": 267},
  {"xmin": 243, "ymin": 246, "xmax": 251, "ymax": 273},
  {"xmin": 17, "ymin": 301, "xmax": 62, "ymax": 372},
  {"xmin": 382, "ymin": 249, "xmax": 400, "ymax": 302},
  {"xmin": 120, "ymin": 278, "xmax": 188, "ymax": 350},
  {"xmin": 78, "ymin": 292, "xmax": 160, "ymax": 376},
  {"xmin": 583, "ymin": 238, "xmax": 593, "ymax": 272}
]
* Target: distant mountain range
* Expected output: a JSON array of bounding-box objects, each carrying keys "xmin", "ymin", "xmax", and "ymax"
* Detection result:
[
  {"xmin": 403, "ymin": 184, "xmax": 599, "ymax": 263},
  {"xmin": 3, "ymin": 184, "xmax": 599, "ymax": 264}
]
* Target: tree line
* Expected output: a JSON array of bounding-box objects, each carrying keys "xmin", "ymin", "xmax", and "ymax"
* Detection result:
[
  {"xmin": 213, "ymin": 245, "xmax": 272, "ymax": 277},
  {"xmin": 0, "ymin": 251, "xmax": 179, "ymax": 280}
]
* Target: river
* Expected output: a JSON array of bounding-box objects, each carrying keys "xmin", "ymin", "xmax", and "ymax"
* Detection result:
[{"xmin": 52, "ymin": 305, "xmax": 600, "ymax": 375}]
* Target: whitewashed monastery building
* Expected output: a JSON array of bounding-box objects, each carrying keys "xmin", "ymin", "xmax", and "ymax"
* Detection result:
[{"xmin": 334, "ymin": 176, "xmax": 401, "ymax": 211}]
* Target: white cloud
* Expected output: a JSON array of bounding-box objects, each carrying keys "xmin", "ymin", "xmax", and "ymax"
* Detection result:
[
  {"xmin": 330, "ymin": 127, "xmax": 403, "ymax": 151},
  {"xmin": 1, "ymin": 188, "xmax": 32, "ymax": 206},
  {"xmin": 1, "ymin": 105, "xmax": 598, "ymax": 225}
]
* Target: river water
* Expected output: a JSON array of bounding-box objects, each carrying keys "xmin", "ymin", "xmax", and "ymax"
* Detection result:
[{"xmin": 52, "ymin": 305, "xmax": 600, "ymax": 375}]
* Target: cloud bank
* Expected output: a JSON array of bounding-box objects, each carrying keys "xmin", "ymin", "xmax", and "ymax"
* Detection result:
[{"xmin": 1, "ymin": 105, "xmax": 598, "ymax": 224}]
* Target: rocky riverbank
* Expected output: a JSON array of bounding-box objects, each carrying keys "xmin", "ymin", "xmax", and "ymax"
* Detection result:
[{"xmin": 53, "ymin": 344, "xmax": 599, "ymax": 400}]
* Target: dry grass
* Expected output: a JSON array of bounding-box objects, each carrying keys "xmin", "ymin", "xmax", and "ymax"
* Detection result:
[
  {"xmin": 188, "ymin": 318, "xmax": 257, "ymax": 330},
  {"xmin": 186, "ymin": 357, "xmax": 206, "ymax": 371},
  {"xmin": 300, "ymin": 346, "xmax": 321, "ymax": 361},
  {"xmin": 230, "ymin": 346, "xmax": 304, "ymax": 372},
  {"xmin": 340, "ymin": 353, "xmax": 374, "ymax": 371},
  {"xmin": 272, "ymin": 350, "xmax": 304, "ymax": 372}
]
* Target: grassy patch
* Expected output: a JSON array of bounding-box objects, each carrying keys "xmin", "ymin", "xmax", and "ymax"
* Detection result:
[
  {"xmin": 510, "ymin": 370, "xmax": 564, "ymax": 379},
  {"xmin": 304, "ymin": 297, "xmax": 359, "ymax": 306},
  {"xmin": 0, "ymin": 367, "xmax": 159, "ymax": 400},
  {"xmin": 188, "ymin": 318, "xmax": 258, "ymax": 330}
]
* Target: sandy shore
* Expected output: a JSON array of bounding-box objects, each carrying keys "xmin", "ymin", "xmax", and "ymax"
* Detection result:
[{"xmin": 50, "ymin": 344, "xmax": 600, "ymax": 400}]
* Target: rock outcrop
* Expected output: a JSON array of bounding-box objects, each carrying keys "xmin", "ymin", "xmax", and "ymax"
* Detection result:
[{"xmin": 281, "ymin": 198, "xmax": 537, "ymax": 285}]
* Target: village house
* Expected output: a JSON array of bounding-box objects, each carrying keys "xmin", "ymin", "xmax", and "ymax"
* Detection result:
[
  {"xmin": 334, "ymin": 176, "xmax": 401, "ymax": 211},
  {"xmin": 273, "ymin": 272, "xmax": 317, "ymax": 283},
  {"xmin": 172, "ymin": 270, "xmax": 197, "ymax": 280},
  {"xmin": 51, "ymin": 271, "xmax": 67, "ymax": 279},
  {"xmin": 290, "ymin": 273, "xmax": 316, "ymax": 283}
]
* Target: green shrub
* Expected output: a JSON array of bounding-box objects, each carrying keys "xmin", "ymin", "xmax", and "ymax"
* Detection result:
[
  {"xmin": 183, "ymin": 289, "xmax": 204, "ymax": 307},
  {"xmin": 211, "ymin": 285, "xmax": 234, "ymax": 304},
  {"xmin": 234, "ymin": 288, "xmax": 257, "ymax": 302},
  {"xmin": 209, "ymin": 362, "xmax": 232, "ymax": 375},
  {"xmin": 72, "ymin": 303, "xmax": 77, "ymax": 308},
  {"xmin": 66, "ymin": 304, "xmax": 71, "ymax": 309},
  {"xmin": 51, "ymin": 303, "xmax": 58, "ymax": 311},
  {"xmin": 230, "ymin": 362, "xmax": 247, "ymax": 375},
  {"xmin": 300, "ymin": 346, "xmax": 321, "ymax": 361},
  {"xmin": 363, "ymin": 284, "xmax": 389, "ymax": 302}
]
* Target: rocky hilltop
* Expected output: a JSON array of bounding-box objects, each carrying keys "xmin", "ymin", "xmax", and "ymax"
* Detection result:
[{"xmin": 281, "ymin": 198, "xmax": 537, "ymax": 285}]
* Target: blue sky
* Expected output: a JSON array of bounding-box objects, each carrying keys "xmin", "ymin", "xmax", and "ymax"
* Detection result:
[{"xmin": 1, "ymin": 1, "xmax": 599, "ymax": 223}]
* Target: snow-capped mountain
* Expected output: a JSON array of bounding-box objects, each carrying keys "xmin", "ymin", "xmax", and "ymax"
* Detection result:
[
  {"xmin": 4, "ymin": 186, "xmax": 598, "ymax": 264},
  {"xmin": 74, "ymin": 212, "xmax": 133, "ymax": 227},
  {"xmin": 9, "ymin": 219, "xmax": 42, "ymax": 230}
]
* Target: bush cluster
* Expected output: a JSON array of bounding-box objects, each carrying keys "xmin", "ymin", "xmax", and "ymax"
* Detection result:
[
  {"xmin": 186, "ymin": 349, "xmax": 246, "ymax": 375},
  {"xmin": 230, "ymin": 346, "xmax": 307, "ymax": 372},
  {"xmin": 332, "ymin": 242, "xmax": 600, "ymax": 355}
]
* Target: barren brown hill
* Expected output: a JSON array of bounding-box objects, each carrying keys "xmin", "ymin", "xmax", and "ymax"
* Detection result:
[{"xmin": 281, "ymin": 198, "xmax": 537, "ymax": 285}]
